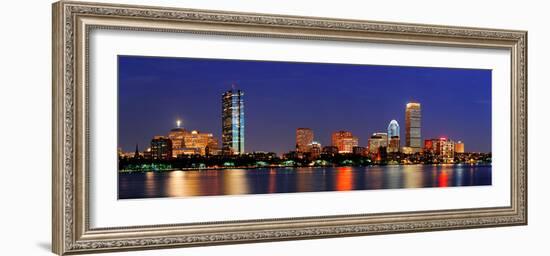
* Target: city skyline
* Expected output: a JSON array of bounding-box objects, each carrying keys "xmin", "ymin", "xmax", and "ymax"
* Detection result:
[{"xmin": 118, "ymin": 55, "xmax": 492, "ymax": 153}]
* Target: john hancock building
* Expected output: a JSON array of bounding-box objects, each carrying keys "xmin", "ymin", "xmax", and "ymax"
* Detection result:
[
  {"xmin": 118, "ymin": 55, "xmax": 492, "ymax": 199},
  {"xmin": 222, "ymin": 89, "xmax": 245, "ymax": 155}
]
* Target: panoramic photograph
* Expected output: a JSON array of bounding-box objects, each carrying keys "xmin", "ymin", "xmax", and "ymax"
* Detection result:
[{"xmin": 117, "ymin": 55, "xmax": 492, "ymax": 199}]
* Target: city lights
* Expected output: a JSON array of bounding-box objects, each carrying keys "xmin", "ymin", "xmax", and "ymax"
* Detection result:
[{"xmin": 119, "ymin": 95, "xmax": 490, "ymax": 170}]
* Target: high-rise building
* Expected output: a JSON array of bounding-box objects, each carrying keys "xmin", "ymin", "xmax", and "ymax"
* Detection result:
[
  {"xmin": 168, "ymin": 120, "xmax": 218, "ymax": 157},
  {"xmin": 331, "ymin": 131, "xmax": 358, "ymax": 153},
  {"xmin": 387, "ymin": 120, "xmax": 400, "ymax": 153},
  {"xmin": 168, "ymin": 120, "xmax": 188, "ymax": 149},
  {"xmin": 296, "ymin": 128, "xmax": 314, "ymax": 153},
  {"xmin": 151, "ymin": 136, "xmax": 172, "ymax": 160},
  {"xmin": 368, "ymin": 132, "xmax": 388, "ymax": 154},
  {"xmin": 387, "ymin": 120, "xmax": 400, "ymax": 138},
  {"xmin": 222, "ymin": 89, "xmax": 245, "ymax": 155},
  {"xmin": 308, "ymin": 141, "xmax": 322, "ymax": 159},
  {"xmin": 405, "ymin": 102, "xmax": 422, "ymax": 152},
  {"xmin": 388, "ymin": 136, "xmax": 400, "ymax": 153},
  {"xmin": 455, "ymin": 141, "xmax": 465, "ymax": 153}
]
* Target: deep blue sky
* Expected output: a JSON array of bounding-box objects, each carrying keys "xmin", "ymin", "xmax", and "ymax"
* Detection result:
[{"xmin": 118, "ymin": 55, "xmax": 492, "ymax": 154}]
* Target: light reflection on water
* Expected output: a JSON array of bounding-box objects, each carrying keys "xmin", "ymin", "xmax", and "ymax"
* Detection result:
[{"xmin": 118, "ymin": 165, "xmax": 492, "ymax": 199}]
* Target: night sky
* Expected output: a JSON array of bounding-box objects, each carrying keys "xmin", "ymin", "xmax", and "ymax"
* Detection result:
[{"xmin": 118, "ymin": 55, "xmax": 492, "ymax": 154}]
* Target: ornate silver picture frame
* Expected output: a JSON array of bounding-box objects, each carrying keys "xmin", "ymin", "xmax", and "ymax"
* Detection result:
[{"xmin": 52, "ymin": 1, "xmax": 527, "ymax": 255}]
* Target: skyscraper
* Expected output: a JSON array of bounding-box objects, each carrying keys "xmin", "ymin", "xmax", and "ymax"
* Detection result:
[
  {"xmin": 222, "ymin": 89, "xmax": 245, "ymax": 155},
  {"xmin": 331, "ymin": 131, "xmax": 358, "ymax": 153},
  {"xmin": 296, "ymin": 128, "xmax": 314, "ymax": 153},
  {"xmin": 405, "ymin": 102, "xmax": 422, "ymax": 151},
  {"xmin": 387, "ymin": 120, "xmax": 400, "ymax": 138},
  {"xmin": 387, "ymin": 120, "xmax": 400, "ymax": 153}
]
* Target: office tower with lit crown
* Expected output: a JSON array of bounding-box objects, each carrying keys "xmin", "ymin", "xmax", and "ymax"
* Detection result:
[
  {"xmin": 222, "ymin": 89, "xmax": 245, "ymax": 155},
  {"xmin": 150, "ymin": 136, "xmax": 172, "ymax": 160},
  {"xmin": 331, "ymin": 131, "xmax": 358, "ymax": 153},
  {"xmin": 168, "ymin": 119, "xmax": 188, "ymax": 154},
  {"xmin": 387, "ymin": 120, "xmax": 400, "ymax": 153},
  {"xmin": 296, "ymin": 128, "xmax": 314, "ymax": 153},
  {"xmin": 387, "ymin": 120, "xmax": 400, "ymax": 138},
  {"xmin": 405, "ymin": 102, "xmax": 422, "ymax": 151}
]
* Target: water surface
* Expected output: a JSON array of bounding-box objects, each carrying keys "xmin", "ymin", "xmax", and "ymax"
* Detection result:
[{"xmin": 118, "ymin": 165, "xmax": 491, "ymax": 199}]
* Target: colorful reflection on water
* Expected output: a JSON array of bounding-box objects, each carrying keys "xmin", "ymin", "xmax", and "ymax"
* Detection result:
[{"xmin": 118, "ymin": 165, "xmax": 492, "ymax": 199}]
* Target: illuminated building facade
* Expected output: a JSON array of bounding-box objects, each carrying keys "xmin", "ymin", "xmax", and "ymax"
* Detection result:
[
  {"xmin": 387, "ymin": 120, "xmax": 400, "ymax": 153},
  {"xmin": 150, "ymin": 136, "xmax": 172, "ymax": 160},
  {"xmin": 308, "ymin": 141, "xmax": 322, "ymax": 159},
  {"xmin": 405, "ymin": 102, "xmax": 422, "ymax": 152},
  {"xmin": 296, "ymin": 128, "xmax": 314, "ymax": 153},
  {"xmin": 387, "ymin": 120, "xmax": 400, "ymax": 138},
  {"xmin": 455, "ymin": 141, "xmax": 465, "ymax": 153},
  {"xmin": 222, "ymin": 89, "xmax": 245, "ymax": 155},
  {"xmin": 168, "ymin": 120, "xmax": 188, "ymax": 149},
  {"xmin": 331, "ymin": 131, "xmax": 358, "ymax": 153},
  {"xmin": 388, "ymin": 136, "xmax": 400, "ymax": 153},
  {"xmin": 425, "ymin": 137, "xmax": 455, "ymax": 163},
  {"xmin": 424, "ymin": 139, "xmax": 434, "ymax": 152},
  {"xmin": 368, "ymin": 132, "xmax": 388, "ymax": 154},
  {"xmin": 168, "ymin": 120, "xmax": 219, "ymax": 157}
]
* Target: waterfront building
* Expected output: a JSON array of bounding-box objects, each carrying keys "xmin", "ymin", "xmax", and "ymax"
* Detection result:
[
  {"xmin": 296, "ymin": 128, "xmax": 314, "ymax": 153},
  {"xmin": 331, "ymin": 131, "xmax": 358, "ymax": 153},
  {"xmin": 222, "ymin": 89, "xmax": 245, "ymax": 155},
  {"xmin": 143, "ymin": 147, "xmax": 152, "ymax": 160},
  {"xmin": 388, "ymin": 136, "xmax": 400, "ymax": 153},
  {"xmin": 455, "ymin": 141, "xmax": 465, "ymax": 153},
  {"xmin": 168, "ymin": 120, "xmax": 219, "ymax": 157},
  {"xmin": 183, "ymin": 130, "xmax": 219, "ymax": 156},
  {"xmin": 425, "ymin": 137, "xmax": 455, "ymax": 163},
  {"xmin": 368, "ymin": 132, "xmax": 388, "ymax": 154},
  {"xmin": 424, "ymin": 139, "xmax": 434, "ymax": 153},
  {"xmin": 151, "ymin": 136, "xmax": 172, "ymax": 160},
  {"xmin": 322, "ymin": 146, "xmax": 339, "ymax": 156},
  {"xmin": 353, "ymin": 146, "xmax": 367, "ymax": 156},
  {"xmin": 308, "ymin": 141, "xmax": 322, "ymax": 159},
  {"xmin": 168, "ymin": 119, "xmax": 188, "ymax": 149},
  {"xmin": 401, "ymin": 146, "xmax": 415, "ymax": 155},
  {"xmin": 405, "ymin": 102, "xmax": 422, "ymax": 152}
]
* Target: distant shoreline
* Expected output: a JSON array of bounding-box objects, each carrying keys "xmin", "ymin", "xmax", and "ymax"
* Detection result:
[{"xmin": 118, "ymin": 163, "xmax": 492, "ymax": 173}]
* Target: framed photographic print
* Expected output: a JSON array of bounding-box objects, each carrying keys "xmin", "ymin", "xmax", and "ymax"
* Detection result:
[{"xmin": 52, "ymin": 1, "xmax": 527, "ymax": 255}]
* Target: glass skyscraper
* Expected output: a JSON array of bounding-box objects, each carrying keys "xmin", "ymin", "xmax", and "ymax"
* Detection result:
[
  {"xmin": 387, "ymin": 120, "xmax": 400, "ymax": 153},
  {"xmin": 405, "ymin": 102, "xmax": 422, "ymax": 150},
  {"xmin": 387, "ymin": 119, "xmax": 400, "ymax": 138},
  {"xmin": 222, "ymin": 89, "xmax": 245, "ymax": 155}
]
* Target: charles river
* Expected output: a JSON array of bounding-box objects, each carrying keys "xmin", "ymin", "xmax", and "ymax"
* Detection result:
[{"xmin": 118, "ymin": 165, "xmax": 491, "ymax": 199}]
